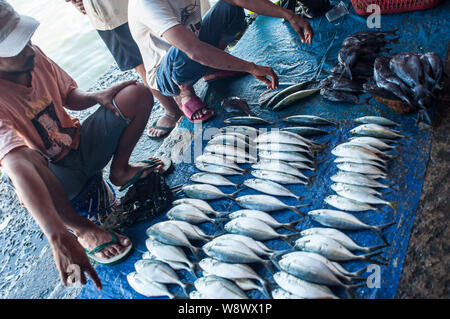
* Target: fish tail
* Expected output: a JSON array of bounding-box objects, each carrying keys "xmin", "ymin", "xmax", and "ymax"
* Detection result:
[
  {"xmin": 294, "ymin": 194, "xmax": 304, "ymax": 204},
  {"xmin": 353, "ymin": 265, "xmax": 369, "ymax": 277},
  {"xmin": 283, "ymin": 220, "xmax": 302, "ymax": 233},
  {"xmin": 263, "ymin": 260, "xmax": 276, "ymax": 274},
  {"xmin": 361, "ymin": 250, "xmax": 388, "ymax": 265},
  {"xmin": 180, "ymin": 282, "xmax": 190, "ymax": 297},
  {"xmin": 388, "ymin": 201, "xmax": 400, "ymax": 212},
  {"xmin": 190, "ymin": 246, "xmax": 202, "ymax": 261},
  {"xmin": 268, "ymin": 248, "xmax": 296, "ymax": 264},
  {"xmin": 230, "ymin": 188, "xmax": 246, "ymax": 199},
  {"xmin": 283, "ymin": 232, "xmax": 302, "ymax": 245},
  {"xmin": 290, "ymin": 205, "xmax": 308, "ymax": 217},
  {"xmin": 368, "ymin": 243, "xmax": 390, "ymax": 252},
  {"xmin": 261, "ymin": 282, "xmax": 272, "ymax": 299}
]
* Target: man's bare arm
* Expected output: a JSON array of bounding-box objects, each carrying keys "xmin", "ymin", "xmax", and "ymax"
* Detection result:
[
  {"xmin": 224, "ymin": 0, "xmax": 313, "ymax": 43},
  {"xmin": 162, "ymin": 25, "xmax": 279, "ymax": 89},
  {"xmin": 2, "ymin": 147, "xmax": 101, "ymax": 289}
]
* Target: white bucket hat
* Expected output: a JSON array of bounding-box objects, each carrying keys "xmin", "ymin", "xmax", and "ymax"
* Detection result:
[{"xmin": 0, "ymin": 0, "xmax": 39, "ymax": 57}]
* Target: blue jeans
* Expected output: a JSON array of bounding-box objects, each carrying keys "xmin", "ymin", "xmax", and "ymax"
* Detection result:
[{"xmin": 156, "ymin": 1, "xmax": 246, "ymax": 96}]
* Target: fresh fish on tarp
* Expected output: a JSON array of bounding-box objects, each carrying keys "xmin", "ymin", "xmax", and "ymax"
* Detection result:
[
  {"xmin": 195, "ymin": 162, "xmax": 245, "ymax": 176},
  {"xmin": 331, "ymin": 61, "xmax": 373, "ymax": 78},
  {"xmin": 338, "ymin": 44, "xmax": 360, "ymax": 79},
  {"xmin": 194, "ymin": 275, "xmax": 248, "ymax": 299},
  {"xmin": 221, "ymin": 97, "xmax": 255, "ymax": 116},
  {"xmin": 202, "ymin": 239, "xmax": 274, "ymax": 272},
  {"xmin": 331, "ymin": 144, "xmax": 387, "ymax": 163},
  {"xmin": 362, "ymin": 82, "xmax": 403, "ymax": 101},
  {"xmin": 190, "ymin": 172, "xmax": 240, "ymax": 188},
  {"xmin": 172, "ymin": 198, "xmax": 221, "ymax": 216},
  {"xmin": 145, "ymin": 237, "xmax": 195, "ymax": 271},
  {"xmin": 166, "ymin": 204, "xmax": 220, "ymax": 225},
  {"xmin": 281, "ymin": 126, "xmax": 330, "ymax": 136},
  {"xmin": 257, "ymin": 142, "xmax": 310, "ymax": 153},
  {"xmin": 135, "ymin": 259, "xmax": 188, "ymax": 295},
  {"xmin": 204, "ymin": 144, "xmax": 258, "ymax": 162},
  {"xmin": 195, "ymin": 153, "xmax": 245, "ymax": 172},
  {"xmin": 264, "ymin": 79, "xmax": 315, "ymax": 108},
  {"xmin": 281, "ymin": 115, "xmax": 336, "ymax": 126},
  {"xmin": 212, "ymin": 132, "xmax": 251, "ymax": 143},
  {"xmin": 235, "ymin": 194, "xmax": 307, "ymax": 216},
  {"xmin": 273, "ymin": 271, "xmax": 339, "ymax": 299},
  {"xmin": 255, "ymin": 131, "xmax": 313, "ymax": 149},
  {"xmin": 331, "ymin": 171, "xmax": 391, "ymax": 189},
  {"xmin": 220, "ymin": 125, "xmax": 259, "ymax": 136},
  {"xmin": 259, "ymin": 151, "xmax": 314, "ymax": 164},
  {"xmin": 243, "ymin": 178, "xmax": 303, "ymax": 202},
  {"xmin": 320, "ymin": 88, "xmax": 368, "ymax": 104},
  {"xmin": 272, "ymin": 88, "xmax": 320, "ymax": 111},
  {"xmin": 224, "ymin": 217, "xmax": 299, "ymax": 242},
  {"xmin": 272, "ymin": 288, "xmax": 304, "ymax": 299},
  {"xmin": 300, "ymin": 228, "xmax": 387, "ymax": 252},
  {"xmin": 423, "ymin": 52, "xmax": 444, "ymax": 88},
  {"xmin": 181, "ymin": 184, "xmax": 243, "ymax": 200},
  {"xmin": 319, "ymin": 75, "xmax": 362, "ymax": 93},
  {"xmin": 164, "ymin": 220, "xmax": 214, "ymax": 242},
  {"xmin": 224, "ymin": 116, "xmax": 274, "ymax": 126},
  {"xmin": 307, "ymin": 209, "xmax": 395, "ymax": 244},
  {"xmin": 325, "ymin": 195, "xmax": 378, "ymax": 212},
  {"xmin": 189, "ymin": 290, "xmax": 208, "ymax": 299},
  {"xmin": 331, "ymin": 182, "xmax": 383, "ymax": 197},
  {"xmin": 252, "ymin": 160, "xmax": 310, "ymax": 179},
  {"xmin": 348, "ymin": 136, "xmax": 396, "ymax": 150},
  {"xmin": 294, "ymin": 235, "xmax": 384, "ymax": 263},
  {"xmin": 333, "ymin": 156, "xmax": 386, "ymax": 170},
  {"xmin": 127, "ymin": 272, "xmax": 174, "ymax": 299},
  {"xmin": 146, "ymin": 222, "xmax": 200, "ymax": 258},
  {"xmin": 331, "ymin": 183, "xmax": 396, "ymax": 210},
  {"xmin": 232, "ymin": 278, "xmax": 270, "ymax": 297},
  {"xmin": 141, "ymin": 251, "xmax": 195, "ymax": 275},
  {"xmin": 289, "ymin": 161, "xmax": 316, "ymax": 171},
  {"xmin": 338, "ymin": 141, "xmax": 391, "ymax": 158},
  {"xmin": 228, "ymin": 210, "xmax": 301, "ymax": 233},
  {"xmin": 251, "ymin": 170, "xmax": 309, "ymax": 185},
  {"xmin": 350, "ymin": 124, "xmax": 404, "ymax": 139},
  {"xmin": 354, "ymin": 116, "xmax": 400, "ymax": 126},
  {"xmin": 211, "ymin": 234, "xmax": 274, "ymax": 257},
  {"xmin": 199, "ymin": 258, "xmax": 267, "ymax": 288},
  {"xmin": 350, "ymin": 28, "xmax": 398, "ymax": 39},
  {"xmin": 336, "ymin": 162, "xmax": 387, "ymax": 177}
]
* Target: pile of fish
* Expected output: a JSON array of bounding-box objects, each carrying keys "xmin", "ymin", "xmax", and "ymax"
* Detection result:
[
  {"xmin": 370, "ymin": 52, "xmax": 444, "ymax": 124},
  {"xmin": 320, "ymin": 29, "xmax": 399, "ymax": 104}
]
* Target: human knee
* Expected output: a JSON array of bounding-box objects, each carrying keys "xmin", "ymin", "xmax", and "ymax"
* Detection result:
[{"xmin": 115, "ymin": 82, "xmax": 154, "ymax": 118}]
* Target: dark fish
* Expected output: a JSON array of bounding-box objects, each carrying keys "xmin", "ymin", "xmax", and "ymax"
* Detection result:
[
  {"xmin": 320, "ymin": 88, "xmax": 368, "ymax": 104},
  {"xmin": 342, "ymin": 36, "xmax": 399, "ymax": 48},
  {"xmin": 338, "ymin": 45, "xmax": 360, "ymax": 79},
  {"xmin": 350, "ymin": 28, "xmax": 398, "ymax": 39},
  {"xmin": 319, "ymin": 75, "xmax": 362, "ymax": 93},
  {"xmin": 221, "ymin": 97, "xmax": 255, "ymax": 116},
  {"xmin": 362, "ymin": 83, "xmax": 401, "ymax": 101},
  {"xmin": 419, "ymin": 54, "xmax": 437, "ymax": 92},
  {"xmin": 424, "ymin": 52, "xmax": 444, "ymax": 88}
]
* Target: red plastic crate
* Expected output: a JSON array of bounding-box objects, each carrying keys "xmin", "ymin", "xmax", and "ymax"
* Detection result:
[{"xmin": 351, "ymin": 0, "xmax": 443, "ymax": 16}]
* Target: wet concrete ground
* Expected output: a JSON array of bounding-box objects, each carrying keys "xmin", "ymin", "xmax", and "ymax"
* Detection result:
[{"xmin": 0, "ymin": 53, "xmax": 448, "ymax": 298}]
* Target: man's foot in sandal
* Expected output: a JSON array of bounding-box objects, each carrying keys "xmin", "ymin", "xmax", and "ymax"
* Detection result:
[
  {"xmin": 109, "ymin": 157, "xmax": 165, "ymax": 190},
  {"xmin": 78, "ymin": 228, "xmax": 132, "ymax": 265},
  {"xmin": 180, "ymin": 94, "xmax": 214, "ymax": 123},
  {"xmin": 147, "ymin": 112, "xmax": 182, "ymax": 139}
]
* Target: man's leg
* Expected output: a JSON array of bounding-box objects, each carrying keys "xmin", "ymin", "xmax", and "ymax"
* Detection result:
[
  {"xmin": 156, "ymin": 1, "xmax": 246, "ymax": 120},
  {"xmin": 147, "ymin": 88, "xmax": 183, "ymax": 138}
]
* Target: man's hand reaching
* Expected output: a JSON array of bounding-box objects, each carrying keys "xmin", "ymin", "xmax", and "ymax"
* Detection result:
[
  {"xmin": 286, "ymin": 11, "xmax": 314, "ymax": 44},
  {"xmin": 93, "ymin": 80, "xmax": 138, "ymax": 117},
  {"xmin": 65, "ymin": 0, "xmax": 86, "ymax": 15},
  {"xmin": 249, "ymin": 63, "xmax": 279, "ymax": 90}
]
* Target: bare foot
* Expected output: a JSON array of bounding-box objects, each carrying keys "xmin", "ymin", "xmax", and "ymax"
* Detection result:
[
  {"xmin": 109, "ymin": 157, "xmax": 164, "ymax": 187},
  {"xmin": 147, "ymin": 112, "xmax": 182, "ymax": 138},
  {"xmin": 77, "ymin": 228, "xmax": 131, "ymax": 260}
]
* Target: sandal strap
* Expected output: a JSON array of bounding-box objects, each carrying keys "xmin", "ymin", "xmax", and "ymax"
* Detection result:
[{"xmin": 86, "ymin": 231, "xmax": 118, "ymax": 255}]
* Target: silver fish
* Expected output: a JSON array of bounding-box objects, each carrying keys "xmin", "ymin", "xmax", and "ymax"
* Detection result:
[
  {"xmin": 295, "ymin": 235, "xmax": 383, "ymax": 263},
  {"xmin": 189, "ymin": 290, "xmax": 208, "ymax": 299},
  {"xmin": 272, "ymin": 288, "xmax": 305, "ymax": 299},
  {"xmin": 252, "ymin": 160, "xmax": 310, "ymax": 179},
  {"xmin": 141, "ymin": 251, "xmax": 195, "ymax": 276},
  {"xmin": 273, "ymin": 271, "xmax": 338, "ymax": 299},
  {"xmin": 348, "ymin": 136, "xmax": 395, "ymax": 150},
  {"xmin": 354, "ymin": 116, "xmax": 400, "ymax": 126},
  {"xmin": 164, "ymin": 220, "xmax": 214, "ymax": 242},
  {"xmin": 282, "ymin": 115, "xmax": 336, "ymax": 126},
  {"xmin": 135, "ymin": 259, "xmax": 188, "ymax": 295},
  {"xmin": 194, "ymin": 275, "xmax": 248, "ymax": 299},
  {"xmin": 202, "ymin": 239, "xmax": 273, "ymax": 272},
  {"xmin": 257, "ymin": 142, "xmax": 311, "ymax": 154},
  {"xmin": 172, "ymin": 198, "xmax": 222, "ymax": 216},
  {"xmin": 195, "ymin": 162, "xmax": 244, "ymax": 175},
  {"xmin": 289, "ymin": 161, "xmax": 316, "ymax": 171},
  {"xmin": 235, "ymin": 194, "xmax": 306, "ymax": 216},
  {"xmin": 232, "ymin": 278, "xmax": 269, "ymax": 297},
  {"xmin": 211, "ymin": 234, "xmax": 273, "ymax": 257},
  {"xmin": 300, "ymin": 228, "xmax": 386, "ymax": 252},
  {"xmin": 331, "ymin": 184, "xmax": 396, "ymax": 210},
  {"xmin": 195, "ymin": 153, "xmax": 245, "ymax": 172},
  {"xmin": 331, "ymin": 171, "xmax": 390, "ymax": 188},
  {"xmin": 251, "ymin": 170, "xmax": 308, "ymax": 185},
  {"xmin": 255, "ymin": 131, "xmax": 312, "ymax": 149},
  {"xmin": 224, "ymin": 116, "xmax": 273, "ymax": 126},
  {"xmin": 145, "ymin": 237, "xmax": 195, "ymax": 270},
  {"xmin": 243, "ymin": 178, "xmax": 302, "ymax": 202},
  {"xmin": 127, "ymin": 272, "xmax": 174, "ymax": 299},
  {"xmin": 220, "ymin": 125, "xmax": 259, "ymax": 136},
  {"xmin": 146, "ymin": 222, "xmax": 200, "ymax": 258},
  {"xmin": 228, "ymin": 210, "xmax": 299, "ymax": 232},
  {"xmin": 334, "ymin": 156, "xmax": 386, "ymax": 169},
  {"xmin": 207, "ymin": 134, "xmax": 253, "ymax": 150},
  {"xmin": 325, "ymin": 195, "xmax": 378, "ymax": 212},
  {"xmin": 190, "ymin": 172, "xmax": 240, "ymax": 188},
  {"xmin": 332, "ymin": 144, "xmax": 386, "ymax": 163},
  {"xmin": 336, "ymin": 162, "xmax": 387, "ymax": 177},
  {"xmin": 259, "ymin": 150, "xmax": 314, "ymax": 164},
  {"xmin": 181, "ymin": 184, "xmax": 242, "ymax": 200},
  {"xmin": 331, "ymin": 182, "xmax": 383, "ymax": 197},
  {"xmin": 350, "ymin": 124, "xmax": 404, "ymax": 139},
  {"xmin": 204, "ymin": 144, "xmax": 257, "ymax": 163},
  {"xmin": 339, "ymin": 141, "xmax": 392, "ymax": 158},
  {"xmin": 166, "ymin": 204, "xmax": 220, "ymax": 225},
  {"xmin": 281, "ymin": 126, "xmax": 330, "ymax": 136},
  {"xmin": 224, "ymin": 217, "xmax": 299, "ymax": 242},
  {"xmin": 307, "ymin": 209, "xmax": 394, "ymax": 244}
]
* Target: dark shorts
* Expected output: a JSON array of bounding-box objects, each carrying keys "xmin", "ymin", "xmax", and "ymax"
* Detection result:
[
  {"xmin": 97, "ymin": 22, "xmax": 143, "ymax": 71},
  {"xmin": 156, "ymin": 1, "xmax": 246, "ymax": 96}
]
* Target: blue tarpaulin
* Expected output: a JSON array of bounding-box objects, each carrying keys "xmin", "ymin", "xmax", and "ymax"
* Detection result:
[{"xmin": 78, "ymin": 0, "xmax": 450, "ymax": 299}]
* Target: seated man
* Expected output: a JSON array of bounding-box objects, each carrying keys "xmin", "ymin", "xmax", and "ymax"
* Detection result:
[
  {"xmin": 128, "ymin": 0, "xmax": 313, "ymax": 138},
  {"xmin": 0, "ymin": 1, "xmax": 161, "ymax": 289}
]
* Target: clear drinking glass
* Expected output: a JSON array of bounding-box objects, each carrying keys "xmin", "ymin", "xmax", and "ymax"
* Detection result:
[{"xmin": 325, "ymin": 1, "xmax": 350, "ymax": 23}]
